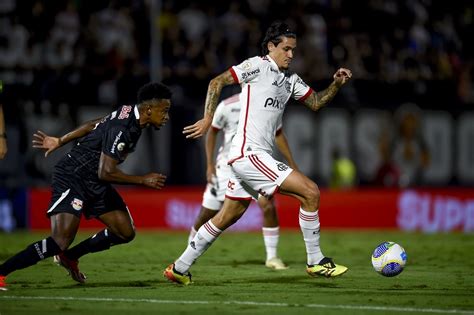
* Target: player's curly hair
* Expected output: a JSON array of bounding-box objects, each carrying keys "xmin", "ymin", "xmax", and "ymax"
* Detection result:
[
  {"xmin": 137, "ymin": 82, "xmax": 172, "ymax": 104},
  {"xmin": 261, "ymin": 21, "xmax": 296, "ymax": 56}
]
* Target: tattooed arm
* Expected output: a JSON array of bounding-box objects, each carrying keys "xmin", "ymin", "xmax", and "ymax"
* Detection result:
[
  {"xmin": 183, "ymin": 70, "xmax": 235, "ymax": 139},
  {"xmin": 303, "ymin": 68, "xmax": 352, "ymax": 112}
]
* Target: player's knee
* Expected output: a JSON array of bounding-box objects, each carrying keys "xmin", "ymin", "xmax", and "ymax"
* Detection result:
[
  {"xmin": 260, "ymin": 201, "xmax": 275, "ymax": 214},
  {"xmin": 115, "ymin": 228, "xmax": 135, "ymax": 243},
  {"xmin": 303, "ymin": 181, "xmax": 320, "ymax": 208},
  {"xmin": 52, "ymin": 235, "xmax": 75, "ymax": 251},
  {"xmin": 122, "ymin": 229, "xmax": 136, "ymax": 243}
]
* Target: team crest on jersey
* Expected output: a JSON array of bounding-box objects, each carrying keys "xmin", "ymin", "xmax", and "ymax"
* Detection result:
[
  {"xmin": 118, "ymin": 105, "xmax": 132, "ymax": 119},
  {"xmin": 242, "ymin": 61, "xmax": 252, "ymax": 70},
  {"xmin": 71, "ymin": 198, "xmax": 83, "ymax": 211}
]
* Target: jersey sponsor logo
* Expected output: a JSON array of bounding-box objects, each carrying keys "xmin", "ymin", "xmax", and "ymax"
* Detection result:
[
  {"xmin": 227, "ymin": 180, "xmax": 235, "ymax": 190},
  {"xmin": 111, "ymin": 131, "xmax": 123, "ymax": 154},
  {"xmin": 264, "ymin": 97, "xmax": 284, "ymax": 110},
  {"xmin": 277, "ymin": 163, "xmax": 289, "ymax": 171},
  {"xmin": 71, "ymin": 198, "xmax": 83, "ymax": 211},
  {"xmin": 241, "ymin": 68, "xmax": 260, "ymax": 80},
  {"xmin": 118, "ymin": 105, "xmax": 132, "ymax": 119}
]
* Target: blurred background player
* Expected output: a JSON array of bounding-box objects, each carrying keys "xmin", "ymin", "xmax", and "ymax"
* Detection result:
[
  {"xmin": 189, "ymin": 92, "xmax": 300, "ymax": 270},
  {"xmin": 165, "ymin": 21, "xmax": 352, "ymax": 285},
  {"xmin": 0, "ymin": 82, "xmax": 171, "ymax": 290}
]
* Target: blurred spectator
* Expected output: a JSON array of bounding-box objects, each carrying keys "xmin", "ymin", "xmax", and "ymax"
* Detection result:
[
  {"xmin": 392, "ymin": 104, "xmax": 430, "ymax": 187},
  {"xmin": 374, "ymin": 121, "xmax": 401, "ymax": 187},
  {"xmin": 330, "ymin": 149, "xmax": 356, "ymax": 190}
]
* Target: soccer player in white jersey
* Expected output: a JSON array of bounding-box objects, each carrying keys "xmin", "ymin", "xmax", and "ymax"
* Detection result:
[
  {"xmin": 165, "ymin": 21, "xmax": 352, "ymax": 285},
  {"xmin": 189, "ymin": 92, "xmax": 299, "ymax": 270}
]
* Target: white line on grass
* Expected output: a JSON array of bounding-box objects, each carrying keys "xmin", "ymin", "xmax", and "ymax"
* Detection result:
[{"xmin": 1, "ymin": 295, "xmax": 473, "ymax": 314}]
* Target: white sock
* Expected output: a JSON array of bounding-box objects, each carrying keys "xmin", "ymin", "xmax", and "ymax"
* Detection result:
[
  {"xmin": 299, "ymin": 208, "xmax": 324, "ymax": 265},
  {"xmin": 174, "ymin": 220, "xmax": 222, "ymax": 274},
  {"xmin": 262, "ymin": 226, "xmax": 279, "ymax": 261},
  {"xmin": 188, "ymin": 226, "xmax": 197, "ymax": 244}
]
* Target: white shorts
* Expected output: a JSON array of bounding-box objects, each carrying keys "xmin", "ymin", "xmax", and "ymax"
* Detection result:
[
  {"xmin": 225, "ymin": 152, "xmax": 293, "ymax": 201},
  {"xmin": 202, "ymin": 164, "xmax": 231, "ymax": 211}
]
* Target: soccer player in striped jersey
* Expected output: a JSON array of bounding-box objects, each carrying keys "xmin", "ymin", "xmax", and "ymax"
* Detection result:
[
  {"xmin": 189, "ymin": 93, "xmax": 299, "ymax": 270},
  {"xmin": 165, "ymin": 21, "xmax": 352, "ymax": 285}
]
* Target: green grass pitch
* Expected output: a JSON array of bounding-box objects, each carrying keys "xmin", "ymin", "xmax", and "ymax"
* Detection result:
[{"xmin": 0, "ymin": 230, "xmax": 473, "ymax": 315}]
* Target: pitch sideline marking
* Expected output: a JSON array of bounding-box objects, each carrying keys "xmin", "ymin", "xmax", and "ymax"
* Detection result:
[{"xmin": 1, "ymin": 295, "xmax": 473, "ymax": 314}]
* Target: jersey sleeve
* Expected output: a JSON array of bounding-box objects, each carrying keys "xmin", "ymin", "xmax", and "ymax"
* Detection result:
[
  {"xmin": 292, "ymin": 74, "xmax": 313, "ymax": 102},
  {"xmin": 229, "ymin": 56, "xmax": 263, "ymax": 84},
  {"xmin": 102, "ymin": 126, "xmax": 132, "ymax": 161},
  {"xmin": 211, "ymin": 101, "xmax": 226, "ymax": 131}
]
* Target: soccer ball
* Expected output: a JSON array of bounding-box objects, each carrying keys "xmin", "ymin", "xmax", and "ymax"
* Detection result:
[{"xmin": 371, "ymin": 241, "xmax": 407, "ymax": 277}]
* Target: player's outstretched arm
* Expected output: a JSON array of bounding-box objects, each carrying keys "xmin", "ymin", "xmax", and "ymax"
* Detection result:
[
  {"xmin": 303, "ymin": 68, "xmax": 352, "ymax": 112},
  {"xmin": 275, "ymin": 131, "xmax": 299, "ymax": 172},
  {"xmin": 98, "ymin": 153, "xmax": 166, "ymax": 189},
  {"xmin": 183, "ymin": 70, "xmax": 235, "ymax": 139},
  {"xmin": 32, "ymin": 118, "xmax": 103, "ymax": 157}
]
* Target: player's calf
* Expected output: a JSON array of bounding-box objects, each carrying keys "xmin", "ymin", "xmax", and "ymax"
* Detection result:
[{"xmin": 0, "ymin": 237, "xmax": 62, "ymax": 278}]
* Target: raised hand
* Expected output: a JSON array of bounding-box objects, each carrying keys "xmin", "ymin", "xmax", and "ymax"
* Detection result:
[
  {"xmin": 333, "ymin": 68, "xmax": 352, "ymax": 87},
  {"xmin": 142, "ymin": 173, "xmax": 167, "ymax": 189},
  {"xmin": 32, "ymin": 130, "xmax": 61, "ymax": 157},
  {"xmin": 183, "ymin": 117, "xmax": 212, "ymax": 139}
]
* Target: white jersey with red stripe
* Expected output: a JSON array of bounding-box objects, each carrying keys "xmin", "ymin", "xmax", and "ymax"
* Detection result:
[
  {"xmin": 202, "ymin": 94, "xmax": 283, "ymax": 209},
  {"xmin": 228, "ymin": 55, "xmax": 312, "ymax": 163}
]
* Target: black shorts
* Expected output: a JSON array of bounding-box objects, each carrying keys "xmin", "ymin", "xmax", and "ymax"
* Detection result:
[{"xmin": 46, "ymin": 170, "xmax": 128, "ymax": 220}]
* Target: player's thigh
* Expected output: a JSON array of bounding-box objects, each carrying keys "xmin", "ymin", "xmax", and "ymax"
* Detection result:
[
  {"xmin": 279, "ymin": 169, "xmax": 320, "ymax": 203},
  {"xmin": 96, "ymin": 186, "xmax": 135, "ymax": 239}
]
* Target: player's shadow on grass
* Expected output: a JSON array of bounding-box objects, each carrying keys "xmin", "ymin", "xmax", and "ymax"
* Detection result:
[{"xmin": 54, "ymin": 280, "xmax": 158, "ymax": 289}]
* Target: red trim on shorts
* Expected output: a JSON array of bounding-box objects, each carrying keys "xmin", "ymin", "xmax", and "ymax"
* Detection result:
[
  {"xmin": 228, "ymin": 85, "xmax": 250, "ymax": 165},
  {"xmin": 250, "ymin": 155, "xmax": 277, "ymax": 181},
  {"xmin": 211, "ymin": 126, "xmax": 221, "ymax": 132},
  {"xmin": 225, "ymin": 194, "xmax": 252, "ymax": 201},
  {"xmin": 249, "ymin": 155, "xmax": 277, "ymax": 181},
  {"xmin": 298, "ymin": 88, "xmax": 314, "ymax": 102},
  {"xmin": 229, "ymin": 67, "xmax": 239, "ymax": 84}
]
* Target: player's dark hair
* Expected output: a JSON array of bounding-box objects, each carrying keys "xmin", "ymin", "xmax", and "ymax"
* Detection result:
[
  {"xmin": 137, "ymin": 82, "xmax": 172, "ymax": 104},
  {"xmin": 261, "ymin": 21, "xmax": 296, "ymax": 55}
]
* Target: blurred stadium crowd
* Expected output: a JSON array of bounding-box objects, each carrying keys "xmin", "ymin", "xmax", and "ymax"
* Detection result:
[{"xmin": 0, "ymin": 0, "xmax": 473, "ymax": 187}]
